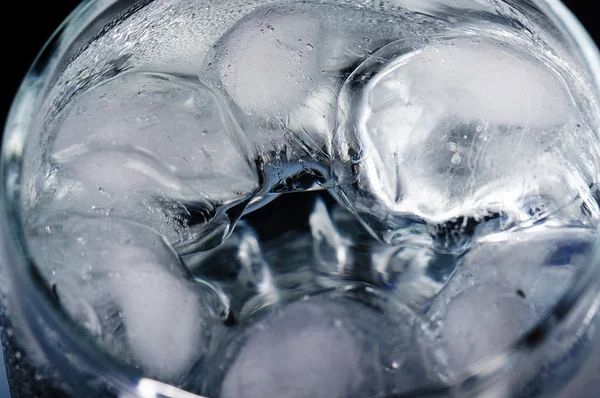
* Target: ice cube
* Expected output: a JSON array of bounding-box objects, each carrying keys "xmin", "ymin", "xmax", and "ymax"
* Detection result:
[
  {"xmin": 423, "ymin": 227, "xmax": 594, "ymax": 374},
  {"xmin": 218, "ymin": 295, "xmax": 433, "ymax": 398},
  {"xmin": 35, "ymin": 72, "xmax": 259, "ymax": 252},
  {"xmin": 459, "ymin": 227, "xmax": 593, "ymax": 314},
  {"xmin": 202, "ymin": 5, "xmax": 335, "ymax": 196},
  {"xmin": 309, "ymin": 198, "xmax": 353, "ymax": 275},
  {"xmin": 309, "ymin": 198, "xmax": 453, "ymax": 309},
  {"xmin": 333, "ymin": 35, "xmax": 599, "ymax": 246},
  {"xmin": 52, "ymin": 72, "xmax": 256, "ymax": 187},
  {"xmin": 439, "ymin": 283, "xmax": 535, "ymax": 371},
  {"xmin": 220, "ymin": 302, "xmax": 370, "ymax": 398},
  {"xmin": 206, "ymin": 9, "xmax": 321, "ymax": 121},
  {"xmin": 28, "ymin": 217, "xmax": 219, "ymax": 381},
  {"xmin": 109, "ymin": 247, "xmax": 210, "ymax": 380}
]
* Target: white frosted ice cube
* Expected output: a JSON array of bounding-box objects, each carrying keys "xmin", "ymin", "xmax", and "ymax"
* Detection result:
[
  {"xmin": 425, "ymin": 227, "xmax": 593, "ymax": 374},
  {"xmin": 440, "ymin": 283, "xmax": 535, "ymax": 370},
  {"xmin": 52, "ymin": 72, "xmax": 257, "ymax": 197},
  {"xmin": 208, "ymin": 10, "xmax": 321, "ymax": 120},
  {"xmin": 28, "ymin": 218, "xmax": 214, "ymax": 381},
  {"xmin": 333, "ymin": 35, "xmax": 599, "ymax": 243},
  {"xmin": 107, "ymin": 245, "xmax": 207, "ymax": 380},
  {"xmin": 220, "ymin": 300, "xmax": 379, "ymax": 398},
  {"xmin": 36, "ymin": 72, "xmax": 259, "ymax": 249}
]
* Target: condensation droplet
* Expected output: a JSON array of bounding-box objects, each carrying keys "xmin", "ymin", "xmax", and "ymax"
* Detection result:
[{"xmin": 451, "ymin": 152, "xmax": 462, "ymax": 165}]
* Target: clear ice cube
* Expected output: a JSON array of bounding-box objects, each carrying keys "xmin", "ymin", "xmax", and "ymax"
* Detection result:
[
  {"xmin": 206, "ymin": 10, "xmax": 322, "ymax": 121},
  {"xmin": 202, "ymin": 3, "xmax": 444, "ymax": 195},
  {"xmin": 218, "ymin": 295, "xmax": 431, "ymax": 398},
  {"xmin": 34, "ymin": 72, "xmax": 259, "ymax": 253},
  {"xmin": 333, "ymin": 34, "xmax": 599, "ymax": 247},
  {"xmin": 438, "ymin": 282, "xmax": 535, "ymax": 370},
  {"xmin": 202, "ymin": 6, "xmax": 333, "ymax": 195},
  {"xmin": 422, "ymin": 227, "xmax": 594, "ymax": 374},
  {"xmin": 27, "ymin": 217, "xmax": 221, "ymax": 381},
  {"xmin": 220, "ymin": 302, "xmax": 371, "ymax": 398}
]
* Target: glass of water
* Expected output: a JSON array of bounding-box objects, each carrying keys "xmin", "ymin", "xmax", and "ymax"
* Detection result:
[{"xmin": 3, "ymin": 0, "xmax": 600, "ymax": 397}]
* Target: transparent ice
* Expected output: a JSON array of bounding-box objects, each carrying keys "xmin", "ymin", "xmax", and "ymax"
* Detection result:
[
  {"xmin": 33, "ymin": 72, "xmax": 259, "ymax": 253},
  {"xmin": 27, "ymin": 216, "xmax": 221, "ymax": 381},
  {"xmin": 333, "ymin": 33, "xmax": 599, "ymax": 248},
  {"xmin": 310, "ymin": 198, "xmax": 453, "ymax": 310},
  {"xmin": 421, "ymin": 227, "xmax": 594, "ymax": 375},
  {"xmin": 182, "ymin": 221, "xmax": 278, "ymax": 320}
]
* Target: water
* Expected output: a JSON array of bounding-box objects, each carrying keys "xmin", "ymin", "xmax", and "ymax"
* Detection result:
[{"xmin": 17, "ymin": 0, "xmax": 600, "ymax": 397}]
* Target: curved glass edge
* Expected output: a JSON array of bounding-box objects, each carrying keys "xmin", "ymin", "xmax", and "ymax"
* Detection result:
[
  {"xmin": 1, "ymin": 0, "xmax": 600, "ymax": 397},
  {"xmin": 539, "ymin": 0, "xmax": 600, "ymax": 94},
  {"xmin": 1, "ymin": 0, "xmax": 151, "ymax": 396}
]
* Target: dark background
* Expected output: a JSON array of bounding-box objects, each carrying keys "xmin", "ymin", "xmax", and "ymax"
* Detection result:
[{"xmin": 0, "ymin": 1, "xmax": 596, "ymax": 132}]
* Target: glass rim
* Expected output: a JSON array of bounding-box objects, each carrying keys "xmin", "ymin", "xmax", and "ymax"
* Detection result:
[{"xmin": 2, "ymin": 0, "xmax": 600, "ymax": 397}]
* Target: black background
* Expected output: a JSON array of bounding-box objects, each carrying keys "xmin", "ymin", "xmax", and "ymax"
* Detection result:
[{"xmin": 0, "ymin": 1, "xmax": 596, "ymax": 135}]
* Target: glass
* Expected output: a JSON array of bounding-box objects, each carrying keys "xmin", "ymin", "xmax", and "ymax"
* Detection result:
[{"xmin": 2, "ymin": 0, "xmax": 600, "ymax": 397}]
